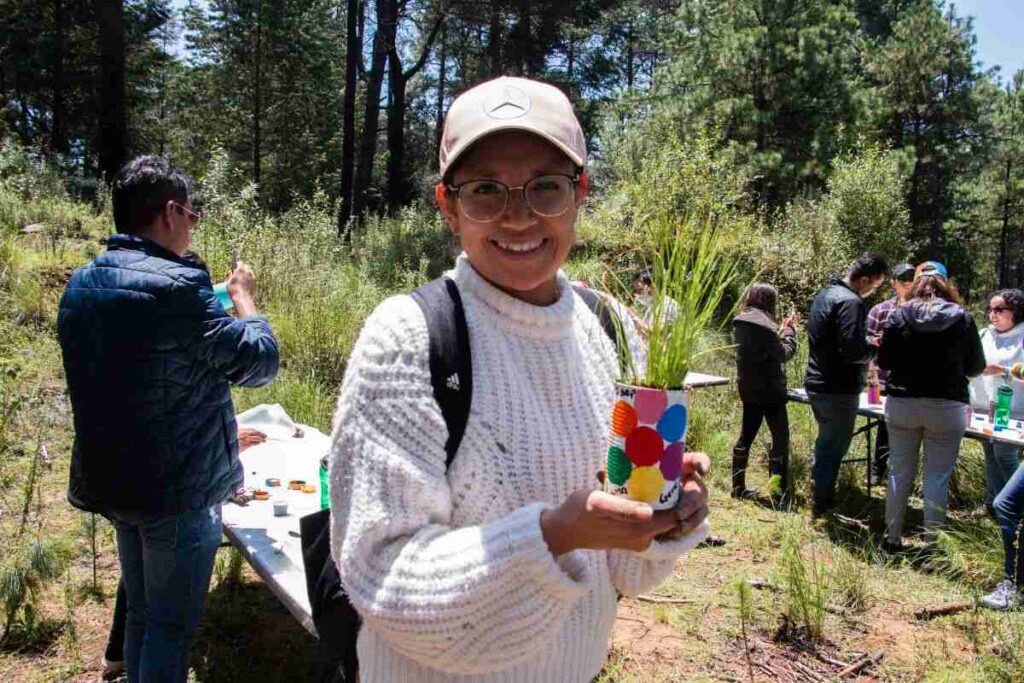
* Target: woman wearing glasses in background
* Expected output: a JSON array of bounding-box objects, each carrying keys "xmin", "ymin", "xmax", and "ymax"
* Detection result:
[{"xmin": 970, "ymin": 289, "xmax": 1024, "ymax": 515}]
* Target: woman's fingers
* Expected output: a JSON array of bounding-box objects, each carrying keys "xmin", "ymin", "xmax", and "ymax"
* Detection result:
[
  {"xmin": 587, "ymin": 491, "xmax": 654, "ymax": 523},
  {"xmin": 682, "ymin": 451, "xmax": 711, "ymax": 477}
]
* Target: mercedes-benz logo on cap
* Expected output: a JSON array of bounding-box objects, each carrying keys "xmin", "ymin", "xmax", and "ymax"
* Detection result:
[{"xmin": 483, "ymin": 85, "xmax": 531, "ymax": 120}]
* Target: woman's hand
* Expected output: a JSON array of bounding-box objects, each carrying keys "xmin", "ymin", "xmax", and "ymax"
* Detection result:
[
  {"xmin": 541, "ymin": 490, "xmax": 678, "ymax": 556},
  {"xmin": 238, "ymin": 427, "xmax": 267, "ymax": 451},
  {"xmin": 544, "ymin": 452, "xmax": 711, "ymax": 556},
  {"xmin": 984, "ymin": 363, "xmax": 1006, "ymax": 376}
]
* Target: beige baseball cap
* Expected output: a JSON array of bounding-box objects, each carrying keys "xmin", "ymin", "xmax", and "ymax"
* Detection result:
[{"xmin": 438, "ymin": 76, "xmax": 587, "ymax": 180}]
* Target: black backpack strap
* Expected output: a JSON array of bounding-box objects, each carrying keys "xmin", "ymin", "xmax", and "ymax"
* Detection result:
[
  {"xmin": 411, "ymin": 277, "xmax": 472, "ymax": 469},
  {"xmin": 572, "ymin": 284, "xmax": 631, "ymax": 373}
]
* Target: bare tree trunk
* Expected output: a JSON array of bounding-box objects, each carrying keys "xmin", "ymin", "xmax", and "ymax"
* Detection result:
[
  {"xmin": 96, "ymin": 0, "xmax": 126, "ymax": 182},
  {"xmin": 386, "ymin": 15, "xmax": 441, "ymax": 210},
  {"xmin": 338, "ymin": 0, "xmax": 360, "ymax": 236},
  {"xmin": 434, "ymin": 21, "xmax": 446, "ymax": 157},
  {"xmin": 352, "ymin": 0, "xmax": 393, "ymax": 220},
  {"xmin": 999, "ymin": 158, "xmax": 1012, "ymax": 287},
  {"xmin": 51, "ymin": 0, "xmax": 68, "ymax": 155},
  {"xmin": 488, "ymin": 1, "xmax": 501, "ymax": 76},
  {"xmin": 252, "ymin": 0, "xmax": 263, "ymax": 189}
]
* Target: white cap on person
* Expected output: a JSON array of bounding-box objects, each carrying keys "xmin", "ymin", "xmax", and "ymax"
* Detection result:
[{"xmin": 438, "ymin": 76, "xmax": 587, "ymax": 179}]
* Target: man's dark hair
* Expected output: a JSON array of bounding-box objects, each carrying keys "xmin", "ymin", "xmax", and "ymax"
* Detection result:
[
  {"xmin": 742, "ymin": 283, "xmax": 778, "ymax": 320},
  {"xmin": 636, "ymin": 269, "xmax": 653, "ymax": 286},
  {"xmin": 991, "ymin": 289, "xmax": 1024, "ymax": 325},
  {"xmin": 112, "ymin": 156, "xmax": 193, "ymax": 234},
  {"xmin": 848, "ymin": 252, "xmax": 889, "ymax": 281}
]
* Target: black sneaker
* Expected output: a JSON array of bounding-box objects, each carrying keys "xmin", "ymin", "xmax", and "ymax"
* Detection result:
[{"xmin": 881, "ymin": 539, "xmax": 903, "ymax": 555}]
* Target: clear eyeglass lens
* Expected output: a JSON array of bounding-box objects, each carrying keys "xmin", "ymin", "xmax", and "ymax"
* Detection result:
[{"xmin": 458, "ymin": 176, "xmax": 573, "ymax": 221}]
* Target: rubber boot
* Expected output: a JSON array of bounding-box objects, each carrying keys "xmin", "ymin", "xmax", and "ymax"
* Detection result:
[
  {"xmin": 731, "ymin": 446, "xmax": 750, "ymax": 499},
  {"xmin": 767, "ymin": 445, "xmax": 789, "ymax": 504}
]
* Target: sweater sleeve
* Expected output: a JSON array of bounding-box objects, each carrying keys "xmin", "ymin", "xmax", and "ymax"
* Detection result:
[
  {"xmin": 328, "ymin": 295, "xmax": 591, "ymax": 675},
  {"xmin": 607, "ymin": 519, "xmax": 710, "ymax": 597},
  {"xmin": 964, "ymin": 315, "xmax": 986, "ymax": 378}
]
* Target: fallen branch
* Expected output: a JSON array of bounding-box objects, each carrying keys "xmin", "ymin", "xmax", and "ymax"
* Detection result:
[
  {"xmin": 914, "ymin": 602, "xmax": 973, "ymax": 620},
  {"xmin": 748, "ymin": 577, "xmax": 780, "ymax": 592},
  {"xmin": 635, "ymin": 594, "xmax": 692, "ymax": 605},
  {"xmin": 836, "ymin": 650, "xmax": 884, "ymax": 678}
]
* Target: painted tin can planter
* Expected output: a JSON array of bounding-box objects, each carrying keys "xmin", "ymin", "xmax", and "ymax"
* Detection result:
[{"xmin": 605, "ymin": 382, "xmax": 688, "ymax": 510}]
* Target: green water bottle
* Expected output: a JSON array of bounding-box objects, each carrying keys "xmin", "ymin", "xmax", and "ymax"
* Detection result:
[
  {"xmin": 995, "ymin": 383, "xmax": 1013, "ymax": 430},
  {"xmin": 319, "ymin": 453, "xmax": 330, "ymax": 510}
]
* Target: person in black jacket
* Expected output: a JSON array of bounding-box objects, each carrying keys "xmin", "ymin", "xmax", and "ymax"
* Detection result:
[
  {"xmin": 805, "ymin": 253, "xmax": 889, "ymax": 517},
  {"xmin": 877, "ymin": 270, "xmax": 985, "ymax": 551},
  {"xmin": 732, "ymin": 283, "xmax": 798, "ymax": 501},
  {"xmin": 58, "ymin": 156, "xmax": 279, "ymax": 682}
]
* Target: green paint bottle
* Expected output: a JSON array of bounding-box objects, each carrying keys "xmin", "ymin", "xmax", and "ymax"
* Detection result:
[
  {"xmin": 995, "ymin": 383, "xmax": 1013, "ymax": 430},
  {"xmin": 319, "ymin": 453, "xmax": 330, "ymax": 510}
]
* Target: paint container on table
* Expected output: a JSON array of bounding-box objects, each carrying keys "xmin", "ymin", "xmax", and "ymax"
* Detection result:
[
  {"xmin": 273, "ymin": 501, "xmax": 288, "ymax": 517},
  {"xmin": 995, "ymin": 384, "xmax": 1013, "ymax": 430},
  {"xmin": 605, "ymin": 383, "xmax": 687, "ymax": 511},
  {"xmin": 213, "ymin": 282, "xmax": 234, "ymax": 310},
  {"xmin": 320, "ymin": 453, "xmax": 330, "ymax": 510},
  {"xmin": 867, "ymin": 383, "xmax": 881, "ymax": 406}
]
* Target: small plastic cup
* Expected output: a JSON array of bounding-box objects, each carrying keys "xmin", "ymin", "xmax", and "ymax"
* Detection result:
[
  {"xmin": 273, "ymin": 501, "xmax": 288, "ymax": 517},
  {"xmin": 213, "ymin": 282, "xmax": 234, "ymax": 310}
]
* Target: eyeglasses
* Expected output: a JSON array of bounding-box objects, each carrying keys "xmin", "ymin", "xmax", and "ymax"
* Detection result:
[
  {"xmin": 172, "ymin": 202, "xmax": 202, "ymax": 226},
  {"xmin": 986, "ymin": 305, "xmax": 1011, "ymax": 315},
  {"xmin": 445, "ymin": 174, "xmax": 578, "ymax": 222}
]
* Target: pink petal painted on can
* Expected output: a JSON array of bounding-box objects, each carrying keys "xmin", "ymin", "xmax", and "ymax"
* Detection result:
[{"xmin": 633, "ymin": 388, "xmax": 667, "ymax": 424}]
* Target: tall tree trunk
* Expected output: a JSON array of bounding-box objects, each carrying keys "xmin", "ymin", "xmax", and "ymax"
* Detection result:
[
  {"xmin": 386, "ymin": 16, "xmax": 441, "ymax": 210},
  {"xmin": 96, "ymin": 0, "xmax": 126, "ymax": 182},
  {"xmin": 434, "ymin": 22, "xmax": 446, "ymax": 157},
  {"xmin": 252, "ymin": 0, "xmax": 263, "ymax": 189},
  {"xmin": 338, "ymin": 0, "xmax": 360, "ymax": 236},
  {"xmin": 626, "ymin": 20, "xmax": 634, "ymax": 89},
  {"xmin": 352, "ymin": 0, "xmax": 393, "ymax": 220},
  {"xmin": 51, "ymin": 0, "xmax": 68, "ymax": 155},
  {"xmin": 488, "ymin": 1, "xmax": 502, "ymax": 76},
  {"xmin": 999, "ymin": 158, "xmax": 1013, "ymax": 287}
]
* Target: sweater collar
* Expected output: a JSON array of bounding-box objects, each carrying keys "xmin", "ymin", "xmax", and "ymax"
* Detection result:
[{"xmin": 449, "ymin": 253, "xmax": 575, "ymax": 339}]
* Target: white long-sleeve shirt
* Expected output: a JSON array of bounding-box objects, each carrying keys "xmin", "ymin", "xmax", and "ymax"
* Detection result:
[
  {"xmin": 971, "ymin": 322, "xmax": 1024, "ymax": 416},
  {"xmin": 328, "ymin": 254, "xmax": 708, "ymax": 682}
]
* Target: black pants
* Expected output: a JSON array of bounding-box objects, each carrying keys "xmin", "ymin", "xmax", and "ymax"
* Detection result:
[
  {"xmin": 736, "ymin": 401, "xmax": 790, "ymax": 457},
  {"xmin": 874, "ymin": 420, "xmax": 890, "ymax": 476},
  {"xmin": 105, "ymin": 579, "xmax": 127, "ymax": 663}
]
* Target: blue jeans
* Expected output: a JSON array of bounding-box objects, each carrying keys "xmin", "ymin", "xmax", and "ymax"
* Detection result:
[
  {"xmin": 109, "ymin": 506, "xmax": 223, "ymax": 683},
  {"xmin": 985, "ymin": 441, "xmax": 1022, "ymax": 506},
  {"xmin": 994, "ymin": 464, "xmax": 1024, "ymax": 586},
  {"xmin": 808, "ymin": 392, "xmax": 859, "ymax": 513}
]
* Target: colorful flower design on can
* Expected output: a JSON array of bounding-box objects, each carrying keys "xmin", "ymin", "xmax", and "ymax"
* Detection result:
[{"xmin": 607, "ymin": 384, "xmax": 689, "ymax": 510}]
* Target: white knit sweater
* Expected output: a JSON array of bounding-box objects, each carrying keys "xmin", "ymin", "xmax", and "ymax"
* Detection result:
[{"xmin": 328, "ymin": 255, "xmax": 709, "ymax": 682}]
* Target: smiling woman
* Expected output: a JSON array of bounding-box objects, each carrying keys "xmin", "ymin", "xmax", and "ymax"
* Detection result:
[{"xmin": 327, "ymin": 76, "xmax": 711, "ymax": 682}]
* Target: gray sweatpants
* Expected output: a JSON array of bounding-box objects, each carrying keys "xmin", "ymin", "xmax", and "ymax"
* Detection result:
[{"xmin": 884, "ymin": 396, "xmax": 968, "ymax": 544}]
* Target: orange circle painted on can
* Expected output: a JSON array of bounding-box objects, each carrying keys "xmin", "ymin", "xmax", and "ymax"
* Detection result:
[{"xmin": 611, "ymin": 400, "xmax": 638, "ymax": 437}]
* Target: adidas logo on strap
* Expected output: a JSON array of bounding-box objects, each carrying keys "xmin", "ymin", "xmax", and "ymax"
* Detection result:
[{"xmin": 446, "ymin": 373, "xmax": 460, "ymax": 391}]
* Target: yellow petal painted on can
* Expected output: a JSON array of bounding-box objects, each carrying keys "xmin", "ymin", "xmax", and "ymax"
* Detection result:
[{"xmin": 626, "ymin": 466, "xmax": 664, "ymax": 504}]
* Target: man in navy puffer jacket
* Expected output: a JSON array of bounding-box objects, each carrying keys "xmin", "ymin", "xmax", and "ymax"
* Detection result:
[{"xmin": 58, "ymin": 156, "xmax": 279, "ymax": 683}]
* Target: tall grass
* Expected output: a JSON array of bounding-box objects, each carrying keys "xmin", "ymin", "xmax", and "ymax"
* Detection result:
[{"xmin": 617, "ymin": 215, "xmax": 740, "ymax": 388}]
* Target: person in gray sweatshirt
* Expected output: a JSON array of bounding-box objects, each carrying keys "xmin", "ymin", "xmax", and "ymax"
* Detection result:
[{"xmin": 877, "ymin": 267, "xmax": 985, "ymax": 552}]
